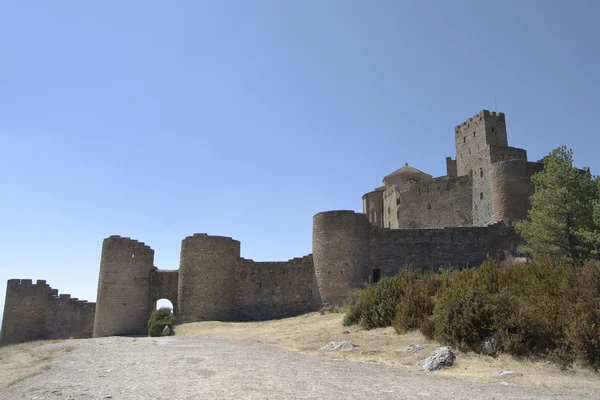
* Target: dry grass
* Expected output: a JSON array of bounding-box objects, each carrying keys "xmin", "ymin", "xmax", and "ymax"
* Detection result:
[
  {"xmin": 0, "ymin": 340, "xmax": 74, "ymax": 390},
  {"xmin": 176, "ymin": 312, "xmax": 600, "ymax": 391}
]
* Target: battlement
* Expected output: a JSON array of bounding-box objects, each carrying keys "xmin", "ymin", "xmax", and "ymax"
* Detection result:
[
  {"xmin": 455, "ymin": 110, "xmax": 505, "ymax": 131},
  {"xmin": 182, "ymin": 233, "xmax": 240, "ymax": 245},
  {"xmin": 6, "ymin": 278, "xmax": 54, "ymax": 294},
  {"xmin": 104, "ymin": 235, "xmax": 153, "ymax": 251},
  {"xmin": 1, "ymin": 279, "xmax": 96, "ymax": 346},
  {"xmin": 240, "ymin": 254, "xmax": 313, "ymax": 265}
]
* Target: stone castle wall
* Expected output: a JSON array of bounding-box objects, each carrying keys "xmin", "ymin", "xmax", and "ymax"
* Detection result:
[
  {"xmin": 177, "ymin": 234, "xmax": 241, "ymax": 323},
  {"xmin": 455, "ymin": 110, "xmax": 507, "ymax": 177},
  {"xmin": 368, "ymin": 223, "xmax": 521, "ymax": 279},
  {"xmin": 490, "ymin": 160, "xmax": 543, "ymax": 223},
  {"xmin": 0, "ymin": 279, "xmax": 95, "ymax": 346},
  {"xmin": 237, "ymin": 255, "xmax": 319, "ymax": 320},
  {"xmin": 2, "ymin": 212, "xmax": 526, "ymax": 344},
  {"xmin": 1, "ymin": 109, "xmax": 550, "ymax": 345},
  {"xmin": 93, "ymin": 236, "xmax": 155, "ymax": 338},
  {"xmin": 384, "ymin": 175, "xmax": 472, "ymax": 229},
  {"xmin": 150, "ymin": 269, "xmax": 179, "ymax": 311},
  {"xmin": 313, "ymin": 211, "xmax": 371, "ymax": 306}
]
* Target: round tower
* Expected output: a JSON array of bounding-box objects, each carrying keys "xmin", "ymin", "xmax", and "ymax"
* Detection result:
[
  {"xmin": 489, "ymin": 159, "xmax": 534, "ymax": 223},
  {"xmin": 93, "ymin": 236, "xmax": 155, "ymax": 337},
  {"xmin": 312, "ymin": 211, "xmax": 370, "ymax": 307},
  {"xmin": 177, "ymin": 234, "xmax": 240, "ymax": 323},
  {"xmin": 362, "ymin": 189, "xmax": 384, "ymax": 228}
]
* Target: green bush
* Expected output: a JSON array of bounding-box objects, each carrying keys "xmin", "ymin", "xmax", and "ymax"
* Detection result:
[
  {"xmin": 148, "ymin": 307, "xmax": 175, "ymax": 337},
  {"xmin": 342, "ymin": 259, "xmax": 600, "ymax": 370},
  {"xmin": 343, "ymin": 276, "xmax": 403, "ymax": 329},
  {"xmin": 392, "ymin": 268, "xmax": 442, "ymax": 337}
]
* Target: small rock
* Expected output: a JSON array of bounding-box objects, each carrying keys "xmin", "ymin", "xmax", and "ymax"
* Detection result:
[
  {"xmin": 161, "ymin": 325, "xmax": 171, "ymax": 336},
  {"xmin": 320, "ymin": 341, "xmax": 357, "ymax": 352},
  {"xmin": 418, "ymin": 347, "xmax": 456, "ymax": 371},
  {"xmin": 491, "ymin": 370, "xmax": 522, "ymax": 378},
  {"xmin": 405, "ymin": 344, "xmax": 431, "ymax": 353},
  {"xmin": 342, "ymin": 330, "xmax": 350, "ymax": 334}
]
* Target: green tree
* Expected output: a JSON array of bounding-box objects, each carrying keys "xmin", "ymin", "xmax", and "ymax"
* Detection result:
[{"xmin": 515, "ymin": 146, "xmax": 599, "ymax": 262}]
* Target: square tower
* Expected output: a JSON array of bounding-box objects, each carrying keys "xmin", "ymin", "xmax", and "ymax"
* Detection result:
[{"xmin": 454, "ymin": 110, "xmax": 507, "ymax": 177}]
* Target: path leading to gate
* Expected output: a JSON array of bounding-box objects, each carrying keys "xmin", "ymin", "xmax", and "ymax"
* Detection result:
[{"xmin": 1, "ymin": 336, "xmax": 595, "ymax": 399}]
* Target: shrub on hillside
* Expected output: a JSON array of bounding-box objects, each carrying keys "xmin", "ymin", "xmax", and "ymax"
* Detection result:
[
  {"xmin": 343, "ymin": 275, "xmax": 403, "ymax": 329},
  {"xmin": 148, "ymin": 307, "xmax": 175, "ymax": 337},
  {"xmin": 392, "ymin": 268, "xmax": 446, "ymax": 338},
  {"xmin": 343, "ymin": 267, "xmax": 444, "ymax": 331},
  {"xmin": 342, "ymin": 259, "xmax": 600, "ymax": 369}
]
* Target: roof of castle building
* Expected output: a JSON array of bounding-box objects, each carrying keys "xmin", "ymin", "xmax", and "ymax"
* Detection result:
[{"xmin": 383, "ymin": 163, "xmax": 432, "ymax": 184}]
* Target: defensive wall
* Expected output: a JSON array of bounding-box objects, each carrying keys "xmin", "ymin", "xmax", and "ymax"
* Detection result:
[
  {"xmin": 1, "ymin": 108, "xmax": 550, "ymax": 344},
  {"xmin": 0, "ymin": 279, "xmax": 95, "ymax": 346},
  {"xmin": 312, "ymin": 210, "xmax": 521, "ymax": 305},
  {"xmin": 1, "ymin": 210, "xmax": 522, "ymax": 343}
]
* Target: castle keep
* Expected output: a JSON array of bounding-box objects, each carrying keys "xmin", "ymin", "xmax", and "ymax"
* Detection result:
[
  {"xmin": 1, "ymin": 110, "xmax": 539, "ymax": 345},
  {"xmin": 363, "ymin": 110, "xmax": 543, "ymax": 229}
]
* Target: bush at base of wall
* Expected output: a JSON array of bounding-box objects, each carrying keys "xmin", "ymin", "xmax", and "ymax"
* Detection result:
[
  {"xmin": 148, "ymin": 308, "xmax": 175, "ymax": 337},
  {"xmin": 343, "ymin": 259, "xmax": 600, "ymax": 370}
]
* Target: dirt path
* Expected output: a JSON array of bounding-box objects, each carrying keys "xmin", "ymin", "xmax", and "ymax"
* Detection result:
[
  {"xmin": 0, "ymin": 335, "xmax": 595, "ymax": 399},
  {"xmin": 176, "ymin": 312, "xmax": 600, "ymax": 392}
]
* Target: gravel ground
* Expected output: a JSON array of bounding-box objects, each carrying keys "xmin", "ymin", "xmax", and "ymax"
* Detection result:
[{"xmin": 1, "ymin": 336, "xmax": 597, "ymax": 400}]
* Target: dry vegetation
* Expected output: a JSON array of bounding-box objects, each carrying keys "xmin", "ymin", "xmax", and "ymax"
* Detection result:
[
  {"xmin": 176, "ymin": 311, "xmax": 600, "ymax": 392},
  {"xmin": 0, "ymin": 340, "xmax": 73, "ymax": 390}
]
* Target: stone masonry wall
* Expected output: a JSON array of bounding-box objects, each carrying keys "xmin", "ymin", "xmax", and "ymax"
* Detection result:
[
  {"xmin": 367, "ymin": 223, "xmax": 522, "ymax": 281},
  {"xmin": 490, "ymin": 160, "xmax": 543, "ymax": 223},
  {"xmin": 93, "ymin": 236, "xmax": 155, "ymax": 338},
  {"xmin": 150, "ymin": 269, "xmax": 179, "ymax": 310},
  {"xmin": 177, "ymin": 234, "xmax": 241, "ymax": 323},
  {"xmin": 384, "ymin": 175, "xmax": 472, "ymax": 229},
  {"xmin": 363, "ymin": 189, "xmax": 384, "ymax": 228},
  {"xmin": 237, "ymin": 255, "xmax": 319, "ymax": 320},
  {"xmin": 455, "ymin": 110, "xmax": 508, "ymax": 177},
  {"xmin": 313, "ymin": 211, "xmax": 370, "ymax": 306},
  {"xmin": 489, "ymin": 145, "xmax": 527, "ymax": 164},
  {"xmin": 0, "ymin": 279, "xmax": 95, "ymax": 346},
  {"xmin": 446, "ymin": 157, "xmax": 457, "ymax": 178}
]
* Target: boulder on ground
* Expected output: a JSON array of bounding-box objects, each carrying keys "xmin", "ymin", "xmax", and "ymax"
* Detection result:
[
  {"xmin": 160, "ymin": 325, "xmax": 171, "ymax": 336},
  {"xmin": 320, "ymin": 341, "xmax": 357, "ymax": 352},
  {"xmin": 418, "ymin": 347, "xmax": 455, "ymax": 371}
]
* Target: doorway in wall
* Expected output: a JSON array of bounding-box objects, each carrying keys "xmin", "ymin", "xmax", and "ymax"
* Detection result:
[
  {"xmin": 152, "ymin": 298, "xmax": 175, "ymax": 316},
  {"xmin": 373, "ymin": 269, "xmax": 381, "ymax": 283}
]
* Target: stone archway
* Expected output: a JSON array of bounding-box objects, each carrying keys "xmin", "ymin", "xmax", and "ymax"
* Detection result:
[{"xmin": 150, "ymin": 269, "xmax": 179, "ymax": 319}]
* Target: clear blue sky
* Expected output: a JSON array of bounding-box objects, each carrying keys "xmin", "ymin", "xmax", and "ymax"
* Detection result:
[{"xmin": 1, "ymin": 1, "xmax": 599, "ymax": 320}]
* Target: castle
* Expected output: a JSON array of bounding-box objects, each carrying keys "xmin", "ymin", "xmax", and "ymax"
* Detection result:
[
  {"xmin": 363, "ymin": 109, "xmax": 543, "ymax": 229},
  {"xmin": 1, "ymin": 110, "xmax": 539, "ymax": 346}
]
